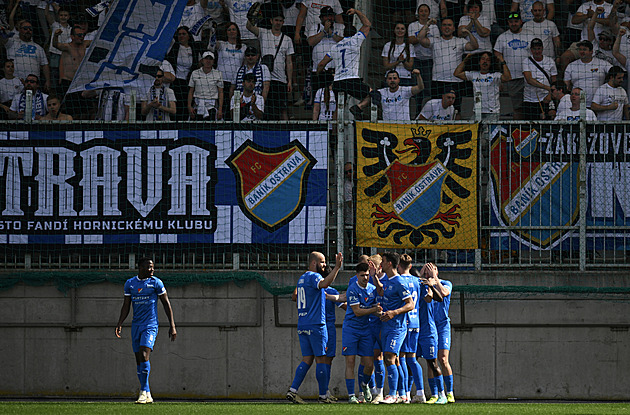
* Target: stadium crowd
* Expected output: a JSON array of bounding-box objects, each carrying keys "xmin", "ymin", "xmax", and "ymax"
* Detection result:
[
  {"xmin": 289, "ymin": 252, "xmax": 454, "ymax": 404},
  {"xmin": 0, "ymin": 0, "xmax": 629, "ymax": 121}
]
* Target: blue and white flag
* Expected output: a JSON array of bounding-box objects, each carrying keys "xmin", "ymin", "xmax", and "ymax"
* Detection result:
[{"xmin": 67, "ymin": 0, "xmax": 187, "ymax": 95}]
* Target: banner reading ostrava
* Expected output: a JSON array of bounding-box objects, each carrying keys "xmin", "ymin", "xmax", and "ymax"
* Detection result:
[
  {"xmin": 0, "ymin": 125, "xmax": 327, "ymax": 245},
  {"xmin": 356, "ymin": 122, "xmax": 478, "ymax": 249},
  {"xmin": 489, "ymin": 123, "xmax": 630, "ymax": 250}
]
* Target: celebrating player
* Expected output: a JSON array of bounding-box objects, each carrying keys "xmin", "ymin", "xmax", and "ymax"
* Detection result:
[
  {"xmin": 287, "ymin": 251, "xmax": 343, "ymax": 404},
  {"xmin": 115, "ymin": 258, "xmax": 177, "ymax": 404}
]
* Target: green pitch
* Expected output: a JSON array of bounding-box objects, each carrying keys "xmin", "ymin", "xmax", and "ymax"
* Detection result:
[{"xmin": 1, "ymin": 402, "xmax": 630, "ymax": 414}]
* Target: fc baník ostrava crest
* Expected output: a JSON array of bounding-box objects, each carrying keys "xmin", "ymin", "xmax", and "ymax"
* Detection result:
[
  {"xmin": 490, "ymin": 126, "xmax": 579, "ymax": 249},
  {"xmin": 358, "ymin": 124, "xmax": 477, "ymax": 248},
  {"xmin": 226, "ymin": 140, "xmax": 316, "ymax": 232}
]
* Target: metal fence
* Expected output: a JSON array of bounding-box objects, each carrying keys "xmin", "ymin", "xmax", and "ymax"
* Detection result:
[{"xmin": 2, "ymin": 93, "xmax": 630, "ymax": 272}]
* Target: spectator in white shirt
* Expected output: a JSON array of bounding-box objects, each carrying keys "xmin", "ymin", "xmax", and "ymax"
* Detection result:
[
  {"xmin": 591, "ymin": 66, "xmax": 629, "ymax": 120},
  {"xmin": 0, "ymin": 60, "xmax": 23, "ymax": 108},
  {"xmin": 417, "ymin": 89, "xmax": 459, "ymax": 120},
  {"xmin": 382, "ymin": 23, "xmax": 416, "ymax": 85},
  {"xmin": 141, "ymin": 70, "xmax": 177, "ymax": 121},
  {"xmin": 555, "ymin": 87, "xmax": 597, "ymax": 120},
  {"xmin": 564, "ymin": 39, "xmax": 612, "ymax": 106},
  {"xmin": 378, "ymin": 69, "xmax": 424, "ymax": 120},
  {"xmin": 522, "ymin": 37, "xmax": 557, "ymax": 119},
  {"xmin": 188, "ymin": 51, "xmax": 224, "ymax": 120}
]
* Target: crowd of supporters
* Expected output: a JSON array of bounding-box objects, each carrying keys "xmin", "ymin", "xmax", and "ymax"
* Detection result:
[{"xmin": 0, "ymin": 0, "xmax": 629, "ymax": 121}]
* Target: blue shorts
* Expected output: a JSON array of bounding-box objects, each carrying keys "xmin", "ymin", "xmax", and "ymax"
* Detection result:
[
  {"xmin": 342, "ymin": 325, "xmax": 375, "ymax": 357},
  {"xmin": 131, "ymin": 325, "xmax": 158, "ymax": 353},
  {"xmin": 298, "ymin": 325, "xmax": 328, "ymax": 357},
  {"xmin": 326, "ymin": 321, "xmax": 337, "ymax": 357},
  {"xmin": 401, "ymin": 328, "xmax": 419, "ymax": 354},
  {"xmin": 436, "ymin": 320, "xmax": 451, "ymax": 351},
  {"xmin": 418, "ymin": 335, "xmax": 438, "ymax": 360},
  {"xmin": 381, "ymin": 327, "xmax": 407, "ymax": 355}
]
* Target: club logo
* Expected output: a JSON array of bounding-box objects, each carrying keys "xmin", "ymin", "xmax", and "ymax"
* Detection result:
[
  {"xmin": 226, "ymin": 140, "xmax": 317, "ymax": 232},
  {"xmin": 490, "ymin": 127, "xmax": 579, "ymax": 248}
]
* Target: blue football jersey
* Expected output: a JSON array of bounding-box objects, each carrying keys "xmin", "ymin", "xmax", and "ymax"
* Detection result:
[
  {"xmin": 432, "ymin": 280, "xmax": 452, "ymax": 324},
  {"xmin": 124, "ymin": 276, "xmax": 166, "ymax": 326},
  {"xmin": 325, "ymin": 287, "xmax": 341, "ymax": 323},
  {"xmin": 401, "ymin": 274, "xmax": 420, "ymax": 329},
  {"xmin": 296, "ymin": 271, "xmax": 326, "ymax": 329},
  {"xmin": 344, "ymin": 281, "xmax": 378, "ymax": 329},
  {"xmin": 381, "ymin": 274, "xmax": 412, "ymax": 329},
  {"xmin": 418, "ymin": 284, "xmax": 438, "ymax": 338}
]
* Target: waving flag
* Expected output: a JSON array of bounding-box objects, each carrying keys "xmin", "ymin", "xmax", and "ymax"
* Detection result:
[{"xmin": 67, "ymin": 0, "xmax": 187, "ymax": 95}]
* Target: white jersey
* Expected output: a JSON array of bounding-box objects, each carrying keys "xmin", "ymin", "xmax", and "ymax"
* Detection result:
[
  {"xmin": 229, "ymin": 0, "xmax": 261, "ymax": 40},
  {"xmin": 576, "ymin": 1, "xmax": 613, "ymax": 41},
  {"xmin": 522, "ymin": 55, "xmax": 557, "ymax": 103},
  {"xmin": 258, "ymin": 28, "xmax": 294, "ymax": 83},
  {"xmin": 216, "ymin": 40, "xmax": 247, "ymax": 84},
  {"xmin": 308, "ymin": 23, "xmax": 343, "ymax": 72},
  {"xmin": 480, "ymin": 0, "xmax": 497, "ymax": 24},
  {"xmin": 564, "ymin": 58, "xmax": 612, "ymax": 106},
  {"xmin": 381, "ymin": 42, "xmax": 416, "ymax": 79},
  {"xmin": 419, "ymin": 98, "xmax": 456, "ymax": 120},
  {"xmin": 5, "ymin": 38, "xmax": 48, "ymax": 81},
  {"xmin": 231, "ymin": 92, "xmax": 264, "ymax": 121},
  {"xmin": 408, "ymin": 20, "xmax": 439, "ymax": 60},
  {"xmin": 522, "ymin": 19, "xmax": 560, "ymax": 58},
  {"xmin": 592, "ymin": 83, "xmax": 628, "ymax": 121},
  {"xmin": 179, "ymin": 1, "xmax": 207, "ymax": 41},
  {"xmin": 494, "ymin": 30, "xmax": 534, "ymax": 80},
  {"xmin": 465, "ymin": 71, "xmax": 502, "ymax": 114},
  {"xmin": 557, "ymin": 94, "xmax": 571, "ymax": 114},
  {"xmin": 378, "ymin": 86, "xmax": 414, "ymax": 121},
  {"xmin": 189, "ymin": 68, "xmax": 224, "ymax": 100},
  {"xmin": 49, "ymin": 22, "xmax": 71, "ymax": 56},
  {"xmin": 329, "ymin": 31, "xmax": 366, "ymax": 81},
  {"xmin": 431, "ymin": 36, "xmax": 467, "ymax": 82},
  {"xmin": 513, "ymin": 0, "xmax": 554, "ymax": 22},
  {"xmin": 458, "ymin": 15, "xmax": 493, "ymax": 52},
  {"xmin": 314, "ymin": 87, "xmax": 336, "ymax": 120},
  {"xmin": 555, "ymin": 107, "xmax": 597, "ymax": 121},
  {"xmin": 0, "ymin": 77, "xmax": 23, "ymax": 104}
]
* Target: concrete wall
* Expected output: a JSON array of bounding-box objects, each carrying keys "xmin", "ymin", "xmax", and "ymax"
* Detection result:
[{"xmin": 1, "ymin": 270, "xmax": 629, "ymax": 400}]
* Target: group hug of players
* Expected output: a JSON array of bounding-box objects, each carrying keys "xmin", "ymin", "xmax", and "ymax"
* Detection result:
[{"xmin": 288, "ymin": 251, "xmax": 454, "ymax": 404}]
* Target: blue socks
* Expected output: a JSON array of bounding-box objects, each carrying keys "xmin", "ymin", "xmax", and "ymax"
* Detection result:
[
  {"xmin": 386, "ymin": 364, "xmax": 398, "ymax": 396},
  {"xmin": 406, "ymin": 357, "xmax": 424, "ymax": 392},
  {"xmin": 346, "ymin": 378, "xmax": 355, "ymax": 396},
  {"xmin": 444, "ymin": 374, "xmax": 453, "ymax": 393},
  {"xmin": 290, "ymin": 361, "xmax": 311, "ymax": 391},
  {"xmin": 428, "ymin": 377, "xmax": 438, "ymax": 396},
  {"xmin": 436, "ymin": 375, "xmax": 444, "ymax": 394},
  {"xmin": 375, "ymin": 359, "xmax": 386, "ymax": 389},
  {"xmin": 315, "ymin": 363, "xmax": 328, "ymax": 396},
  {"xmin": 138, "ymin": 361, "xmax": 150, "ymax": 392},
  {"xmin": 397, "ymin": 364, "xmax": 406, "ymax": 395}
]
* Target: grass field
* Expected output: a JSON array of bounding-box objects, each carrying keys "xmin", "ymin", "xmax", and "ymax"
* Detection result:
[{"xmin": 1, "ymin": 402, "xmax": 630, "ymax": 414}]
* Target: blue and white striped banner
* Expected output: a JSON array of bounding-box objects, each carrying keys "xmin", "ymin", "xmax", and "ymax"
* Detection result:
[
  {"xmin": 67, "ymin": 0, "xmax": 187, "ymax": 95},
  {"xmin": 0, "ymin": 127, "xmax": 328, "ymax": 245}
]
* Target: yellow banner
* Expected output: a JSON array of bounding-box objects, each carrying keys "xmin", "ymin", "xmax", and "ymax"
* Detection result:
[{"xmin": 356, "ymin": 122, "xmax": 478, "ymax": 249}]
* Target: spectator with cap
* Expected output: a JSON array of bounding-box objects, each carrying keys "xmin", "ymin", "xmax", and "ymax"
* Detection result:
[
  {"xmin": 231, "ymin": 72, "xmax": 264, "ymax": 121},
  {"xmin": 522, "ymin": 1, "xmax": 561, "ymax": 60},
  {"xmin": 494, "ymin": 12, "xmax": 535, "ymax": 119},
  {"xmin": 307, "ymin": 6, "xmax": 343, "ymax": 105},
  {"xmin": 294, "ymin": 0, "xmax": 343, "ymax": 46},
  {"xmin": 522, "ymin": 37, "xmax": 557, "ymax": 120},
  {"xmin": 231, "ymin": 46, "xmax": 271, "ymax": 104},
  {"xmin": 417, "ymin": 89, "xmax": 459, "ymax": 120},
  {"xmin": 188, "ymin": 51, "xmax": 224, "ymax": 120},
  {"xmin": 0, "ymin": 20, "xmax": 50, "ymax": 92},
  {"xmin": 588, "ymin": 22, "xmax": 622, "ymax": 67},
  {"xmin": 247, "ymin": 6, "xmax": 294, "ymax": 120},
  {"xmin": 564, "ymin": 39, "xmax": 612, "ymax": 106}
]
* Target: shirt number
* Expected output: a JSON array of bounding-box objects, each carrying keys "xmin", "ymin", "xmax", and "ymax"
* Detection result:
[{"xmin": 297, "ymin": 286, "xmax": 307, "ymax": 310}]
